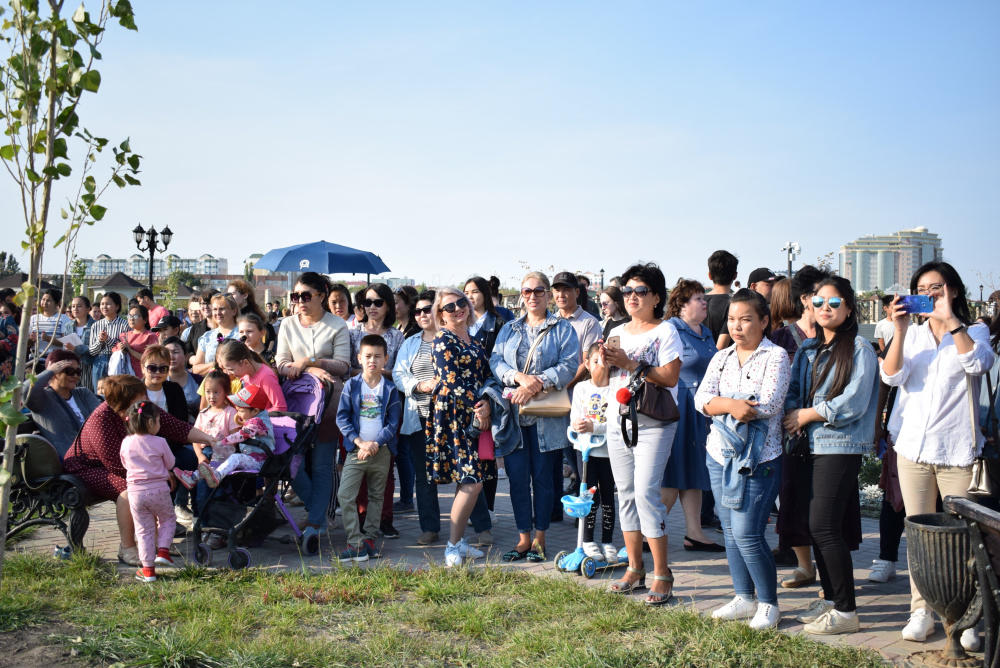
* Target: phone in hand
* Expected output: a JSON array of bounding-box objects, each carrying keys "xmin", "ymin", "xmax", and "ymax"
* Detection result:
[
  {"xmin": 606, "ymin": 335, "xmax": 620, "ymax": 350},
  {"xmin": 898, "ymin": 295, "xmax": 934, "ymax": 315}
]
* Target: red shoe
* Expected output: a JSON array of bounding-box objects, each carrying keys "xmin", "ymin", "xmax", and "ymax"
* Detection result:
[
  {"xmin": 173, "ymin": 468, "xmax": 197, "ymax": 490},
  {"xmin": 135, "ymin": 567, "xmax": 156, "ymax": 582},
  {"xmin": 154, "ymin": 548, "xmax": 176, "ymax": 568}
]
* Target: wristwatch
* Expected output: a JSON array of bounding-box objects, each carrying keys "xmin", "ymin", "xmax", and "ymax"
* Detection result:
[
  {"xmin": 309, "ymin": 356, "xmax": 316, "ymax": 365},
  {"xmin": 950, "ymin": 325, "xmax": 967, "ymax": 336}
]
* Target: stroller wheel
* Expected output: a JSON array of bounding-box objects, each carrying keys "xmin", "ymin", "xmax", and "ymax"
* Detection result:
[
  {"xmin": 580, "ymin": 556, "xmax": 597, "ymax": 579},
  {"xmin": 228, "ymin": 548, "xmax": 252, "ymax": 570},
  {"xmin": 302, "ymin": 533, "xmax": 320, "ymax": 557},
  {"xmin": 553, "ymin": 550, "xmax": 569, "ymax": 572},
  {"xmin": 194, "ymin": 543, "xmax": 213, "ymax": 567}
]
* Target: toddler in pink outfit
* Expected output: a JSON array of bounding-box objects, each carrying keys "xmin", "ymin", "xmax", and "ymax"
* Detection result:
[{"xmin": 120, "ymin": 400, "xmax": 177, "ymax": 582}]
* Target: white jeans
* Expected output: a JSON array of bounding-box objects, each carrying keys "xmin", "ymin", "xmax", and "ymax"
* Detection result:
[{"xmin": 607, "ymin": 416, "xmax": 677, "ymax": 538}]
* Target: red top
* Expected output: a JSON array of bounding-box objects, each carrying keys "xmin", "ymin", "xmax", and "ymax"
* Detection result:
[
  {"xmin": 116, "ymin": 329, "xmax": 160, "ymax": 376},
  {"xmin": 244, "ymin": 363, "xmax": 287, "ymax": 412}
]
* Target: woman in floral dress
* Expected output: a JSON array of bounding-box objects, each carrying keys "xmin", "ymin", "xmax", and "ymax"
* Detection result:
[{"xmin": 426, "ymin": 286, "xmax": 492, "ymax": 566}]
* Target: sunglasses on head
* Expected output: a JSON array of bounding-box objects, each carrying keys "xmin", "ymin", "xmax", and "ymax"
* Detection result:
[
  {"xmin": 621, "ymin": 286, "xmax": 652, "ymax": 297},
  {"xmin": 811, "ymin": 296, "xmax": 843, "ymax": 309},
  {"xmin": 520, "ymin": 287, "xmax": 547, "ymax": 297},
  {"xmin": 145, "ymin": 364, "xmax": 169, "ymax": 374},
  {"xmin": 440, "ymin": 297, "xmax": 469, "ymax": 313},
  {"xmin": 363, "ymin": 299, "xmax": 385, "ymax": 308},
  {"xmin": 413, "ymin": 305, "xmax": 433, "ymax": 316},
  {"xmin": 58, "ymin": 367, "xmax": 81, "ymax": 377}
]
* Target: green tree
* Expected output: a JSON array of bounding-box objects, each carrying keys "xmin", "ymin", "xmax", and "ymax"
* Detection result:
[
  {"xmin": 0, "ymin": 250, "xmax": 20, "ymax": 277},
  {"xmin": 162, "ymin": 269, "xmax": 200, "ymax": 311},
  {"xmin": 0, "ymin": 0, "xmax": 139, "ymax": 586},
  {"xmin": 69, "ymin": 256, "xmax": 86, "ymax": 297},
  {"xmin": 243, "ymin": 261, "xmax": 254, "ymax": 284}
]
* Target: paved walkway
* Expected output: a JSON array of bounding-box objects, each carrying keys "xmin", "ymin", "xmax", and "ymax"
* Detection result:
[{"xmin": 12, "ymin": 475, "xmax": 974, "ymax": 667}]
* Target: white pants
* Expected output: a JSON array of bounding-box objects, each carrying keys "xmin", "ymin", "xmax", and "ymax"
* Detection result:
[{"xmin": 607, "ymin": 416, "xmax": 677, "ymax": 538}]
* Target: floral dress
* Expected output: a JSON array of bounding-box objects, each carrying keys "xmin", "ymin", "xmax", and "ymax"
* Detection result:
[{"xmin": 425, "ymin": 328, "xmax": 492, "ymax": 485}]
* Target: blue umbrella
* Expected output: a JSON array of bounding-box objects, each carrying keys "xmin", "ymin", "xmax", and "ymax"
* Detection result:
[{"xmin": 253, "ymin": 240, "xmax": 390, "ymax": 276}]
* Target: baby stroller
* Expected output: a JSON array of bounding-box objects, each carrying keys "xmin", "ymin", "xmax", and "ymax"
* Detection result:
[{"xmin": 191, "ymin": 375, "xmax": 331, "ymax": 569}]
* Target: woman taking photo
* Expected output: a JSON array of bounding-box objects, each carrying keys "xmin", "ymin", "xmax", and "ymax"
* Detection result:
[
  {"xmin": 491, "ymin": 272, "xmax": 579, "ymax": 563},
  {"xmin": 276, "ymin": 272, "xmax": 351, "ymax": 542},
  {"xmin": 351, "ymin": 283, "xmax": 404, "ymax": 377},
  {"xmin": 602, "ymin": 263, "xmax": 682, "ymax": 606},
  {"xmin": 65, "ymin": 295, "xmax": 97, "ymax": 390},
  {"xmin": 600, "ymin": 286, "xmax": 630, "ymax": 341},
  {"xmin": 22, "ymin": 349, "xmax": 101, "ymax": 457},
  {"xmin": 882, "ymin": 261, "xmax": 996, "ymax": 642},
  {"xmin": 89, "ymin": 291, "xmax": 129, "ymax": 387},
  {"xmin": 662, "ymin": 279, "xmax": 721, "ymax": 552},
  {"xmin": 191, "ymin": 293, "xmax": 240, "ymax": 376},
  {"xmin": 120, "ymin": 304, "xmax": 160, "ymax": 376},
  {"xmin": 782, "ymin": 276, "xmax": 878, "ymax": 635},
  {"xmin": 695, "ymin": 289, "xmax": 790, "ymax": 628},
  {"xmin": 237, "ymin": 313, "xmax": 276, "ymax": 369},
  {"xmin": 161, "ymin": 336, "xmax": 202, "ymax": 419}
]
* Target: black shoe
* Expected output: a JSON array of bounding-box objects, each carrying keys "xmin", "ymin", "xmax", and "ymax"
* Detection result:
[
  {"xmin": 392, "ymin": 501, "xmax": 415, "ymax": 514},
  {"xmin": 772, "ymin": 547, "xmax": 797, "ymax": 567},
  {"xmin": 379, "ymin": 520, "xmax": 400, "ymax": 539},
  {"xmin": 550, "ymin": 510, "xmax": 564, "ymax": 523},
  {"xmin": 701, "ymin": 514, "xmax": 719, "ymax": 529}
]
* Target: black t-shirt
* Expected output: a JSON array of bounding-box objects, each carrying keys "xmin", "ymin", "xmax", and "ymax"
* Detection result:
[{"xmin": 703, "ymin": 293, "xmax": 732, "ymax": 343}]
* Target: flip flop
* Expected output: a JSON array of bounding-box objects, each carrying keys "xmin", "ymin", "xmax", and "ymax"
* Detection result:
[
  {"xmin": 502, "ymin": 548, "xmax": 529, "ymax": 562},
  {"xmin": 609, "ymin": 566, "xmax": 646, "ymax": 594},
  {"xmin": 644, "ymin": 572, "xmax": 674, "ymax": 606}
]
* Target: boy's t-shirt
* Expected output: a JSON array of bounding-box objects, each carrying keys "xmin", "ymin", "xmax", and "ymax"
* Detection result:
[
  {"xmin": 359, "ymin": 378, "xmax": 384, "ymax": 442},
  {"xmin": 703, "ymin": 293, "xmax": 732, "ymax": 344},
  {"xmin": 570, "ymin": 379, "xmax": 610, "ymax": 458}
]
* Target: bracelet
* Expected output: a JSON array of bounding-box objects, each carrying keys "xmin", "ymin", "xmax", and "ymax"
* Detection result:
[{"xmin": 950, "ymin": 324, "xmax": 967, "ymax": 336}]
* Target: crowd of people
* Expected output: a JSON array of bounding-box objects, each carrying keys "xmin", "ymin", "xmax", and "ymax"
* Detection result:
[{"xmin": 3, "ymin": 255, "xmax": 999, "ymax": 644}]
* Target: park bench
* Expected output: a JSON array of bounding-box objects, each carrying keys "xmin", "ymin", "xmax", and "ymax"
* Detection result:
[{"xmin": 3, "ymin": 434, "xmax": 97, "ymax": 550}]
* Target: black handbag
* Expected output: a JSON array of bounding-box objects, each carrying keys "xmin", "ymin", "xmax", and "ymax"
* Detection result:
[
  {"xmin": 619, "ymin": 364, "xmax": 680, "ymax": 448},
  {"xmin": 784, "ymin": 347, "xmax": 821, "ymax": 456}
]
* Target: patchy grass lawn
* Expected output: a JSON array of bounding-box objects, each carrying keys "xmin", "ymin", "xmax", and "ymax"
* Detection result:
[{"xmin": 0, "ymin": 551, "xmax": 888, "ymax": 668}]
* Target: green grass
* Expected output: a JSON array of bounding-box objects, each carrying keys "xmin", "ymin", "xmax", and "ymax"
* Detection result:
[{"xmin": 0, "ymin": 552, "xmax": 889, "ymax": 668}]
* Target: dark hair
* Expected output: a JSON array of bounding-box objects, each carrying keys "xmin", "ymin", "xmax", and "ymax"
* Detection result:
[
  {"xmin": 729, "ymin": 288, "xmax": 772, "ymax": 337},
  {"xmin": 488, "ymin": 276, "xmax": 502, "ymax": 300},
  {"xmin": 136, "ymin": 287, "xmax": 154, "ymax": 301},
  {"xmin": 359, "ymin": 333, "xmax": 388, "ymax": 355},
  {"xmin": 990, "ymin": 312, "xmax": 1000, "ymax": 353},
  {"xmin": 216, "ymin": 338, "xmax": 265, "ymax": 366},
  {"xmin": 72, "ymin": 294, "xmax": 92, "ymax": 309},
  {"xmin": 620, "ymin": 262, "xmax": 667, "ymax": 319},
  {"xmin": 464, "ymin": 276, "xmax": 498, "ymax": 317},
  {"xmin": 708, "ymin": 250, "xmax": 739, "ymax": 286},
  {"xmin": 418, "ymin": 290, "xmax": 436, "ymax": 304},
  {"xmin": 881, "ymin": 295, "xmax": 894, "ymax": 308},
  {"xmin": 40, "ymin": 288, "xmax": 62, "ymax": 307},
  {"xmin": 600, "ymin": 286, "xmax": 627, "ymax": 320},
  {"xmin": 362, "ymin": 283, "xmax": 396, "ymax": 327},
  {"xmin": 666, "ymin": 279, "xmax": 705, "ymax": 319},
  {"xmin": 199, "ymin": 288, "xmax": 220, "ymax": 305},
  {"xmin": 353, "ymin": 288, "xmax": 366, "ymax": 311},
  {"xmin": 46, "ymin": 348, "xmax": 81, "ymax": 368},
  {"xmin": 237, "ymin": 312, "xmax": 265, "ymax": 333},
  {"xmin": 203, "ymin": 370, "xmax": 232, "ymax": 401},
  {"xmin": 910, "ymin": 261, "xmax": 972, "ymax": 326},
  {"xmin": 579, "ymin": 342, "xmax": 604, "ymax": 381},
  {"xmin": 397, "ymin": 285, "xmax": 418, "ymax": 303},
  {"xmin": 128, "ymin": 303, "xmax": 150, "ymax": 329},
  {"xmin": 140, "ymin": 344, "xmax": 171, "ymax": 366},
  {"xmin": 769, "ymin": 278, "xmax": 798, "ymax": 324},
  {"xmin": 295, "ymin": 272, "xmax": 333, "ymax": 313},
  {"xmin": 126, "ymin": 400, "xmax": 161, "ymax": 436},
  {"xmin": 161, "ymin": 335, "xmax": 185, "ymax": 350},
  {"xmin": 330, "ymin": 283, "xmax": 352, "ymax": 305},
  {"xmin": 804, "ymin": 276, "xmax": 860, "ymax": 402},
  {"xmin": 577, "ymin": 274, "xmax": 591, "ymax": 287},
  {"xmin": 790, "ymin": 265, "xmax": 830, "ymax": 303}
]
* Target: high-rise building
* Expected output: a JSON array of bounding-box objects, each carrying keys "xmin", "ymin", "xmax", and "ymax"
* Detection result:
[
  {"xmin": 839, "ymin": 227, "xmax": 943, "ymax": 293},
  {"xmin": 77, "ymin": 254, "xmax": 228, "ymax": 280}
]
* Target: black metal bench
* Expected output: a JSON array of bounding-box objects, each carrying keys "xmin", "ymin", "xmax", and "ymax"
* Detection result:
[{"xmin": 3, "ymin": 434, "xmax": 97, "ymax": 550}]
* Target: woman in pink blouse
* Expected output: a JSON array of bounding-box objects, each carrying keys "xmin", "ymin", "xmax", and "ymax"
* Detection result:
[{"xmin": 694, "ymin": 289, "xmax": 791, "ymax": 631}]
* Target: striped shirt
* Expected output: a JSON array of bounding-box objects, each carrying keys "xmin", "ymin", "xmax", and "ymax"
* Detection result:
[
  {"xmin": 411, "ymin": 339, "xmax": 436, "ymax": 418},
  {"xmin": 89, "ymin": 317, "xmax": 130, "ymax": 356}
]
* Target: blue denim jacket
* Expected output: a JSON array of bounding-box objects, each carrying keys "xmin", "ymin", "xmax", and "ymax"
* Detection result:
[
  {"xmin": 392, "ymin": 333, "xmax": 430, "ymax": 436},
  {"xmin": 784, "ymin": 334, "xmax": 879, "ymax": 455},
  {"xmin": 712, "ymin": 391, "xmax": 770, "ymax": 510},
  {"xmin": 468, "ymin": 379, "xmax": 521, "ymax": 458},
  {"xmin": 336, "ymin": 375, "xmax": 402, "ymax": 455},
  {"xmin": 489, "ymin": 314, "xmax": 579, "ymax": 453}
]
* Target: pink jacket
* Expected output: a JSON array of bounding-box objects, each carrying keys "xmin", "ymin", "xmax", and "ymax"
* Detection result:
[{"xmin": 120, "ymin": 434, "xmax": 176, "ymax": 492}]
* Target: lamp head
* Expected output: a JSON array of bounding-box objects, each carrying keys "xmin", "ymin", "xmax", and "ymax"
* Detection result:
[{"xmin": 132, "ymin": 224, "xmax": 145, "ymax": 246}]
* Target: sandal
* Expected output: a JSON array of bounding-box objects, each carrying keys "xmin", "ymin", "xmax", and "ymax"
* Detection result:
[
  {"xmin": 502, "ymin": 548, "xmax": 530, "ymax": 562},
  {"xmin": 780, "ymin": 566, "xmax": 817, "ymax": 589},
  {"xmin": 644, "ymin": 572, "xmax": 674, "ymax": 606},
  {"xmin": 609, "ymin": 566, "xmax": 646, "ymax": 594},
  {"xmin": 683, "ymin": 536, "xmax": 725, "ymax": 553},
  {"xmin": 526, "ymin": 542, "xmax": 546, "ymax": 563}
]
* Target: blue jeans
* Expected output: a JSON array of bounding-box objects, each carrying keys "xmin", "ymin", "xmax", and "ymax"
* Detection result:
[
  {"xmin": 506, "ymin": 424, "xmax": 555, "ymax": 534},
  {"xmin": 707, "ymin": 453, "xmax": 782, "ymax": 605},
  {"xmin": 171, "ymin": 445, "xmax": 197, "ymax": 511},
  {"xmin": 291, "ymin": 438, "xmax": 337, "ymax": 527},
  {"xmin": 396, "ymin": 429, "xmax": 415, "ymax": 505},
  {"xmin": 91, "ymin": 355, "xmax": 109, "ymax": 389}
]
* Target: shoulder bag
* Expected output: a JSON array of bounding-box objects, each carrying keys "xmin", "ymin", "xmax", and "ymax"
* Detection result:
[
  {"xmin": 517, "ymin": 323, "xmax": 572, "ymax": 418},
  {"xmin": 619, "ymin": 363, "xmax": 680, "ymax": 447},
  {"xmin": 969, "ymin": 371, "xmax": 1000, "ymax": 497},
  {"xmin": 783, "ymin": 347, "xmax": 821, "ymax": 456}
]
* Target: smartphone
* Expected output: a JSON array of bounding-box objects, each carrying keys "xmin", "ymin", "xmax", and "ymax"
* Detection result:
[
  {"xmin": 899, "ymin": 295, "xmax": 934, "ymax": 315},
  {"xmin": 606, "ymin": 335, "xmax": 620, "ymax": 350}
]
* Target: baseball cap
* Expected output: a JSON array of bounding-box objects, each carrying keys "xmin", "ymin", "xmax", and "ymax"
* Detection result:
[
  {"xmin": 748, "ymin": 268, "xmax": 777, "ymax": 285},
  {"xmin": 228, "ymin": 383, "xmax": 268, "ymax": 410},
  {"xmin": 551, "ymin": 272, "xmax": 578, "ymax": 289},
  {"xmin": 152, "ymin": 315, "xmax": 182, "ymax": 331}
]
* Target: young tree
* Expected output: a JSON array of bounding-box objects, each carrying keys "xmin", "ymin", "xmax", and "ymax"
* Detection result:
[
  {"xmin": 0, "ymin": 0, "xmax": 139, "ymax": 586},
  {"xmin": 0, "ymin": 251, "xmax": 21, "ymax": 278},
  {"xmin": 69, "ymin": 255, "xmax": 86, "ymax": 297}
]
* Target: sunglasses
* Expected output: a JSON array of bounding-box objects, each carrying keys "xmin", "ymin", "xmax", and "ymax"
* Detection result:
[
  {"xmin": 440, "ymin": 297, "xmax": 470, "ymax": 314},
  {"xmin": 811, "ymin": 296, "xmax": 843, "ymax": 309},
  {"xmin": 621, "ymin": 286, "xmax": 652, "ymax": 297},
  {"xmin": 363, "ymin": 299, "xmax": 386, "ymax": 308},
  {"xmin": 413, "ymin": 305, "xmax": 434, "ymax": 316},
  {"xmin": 58, "ymin": 367, "xmax": 81, "ymax": 377},
  {"xmin": 127, "ymin": 314, "xmax": 143, "ymax": 320},
  {"xmin": 520, "ymin": 287, "xmax": 547, "ymax": 297},
  {"xmin": 144, "ymin": 364, "xmax": 169, "ymax": 374},
  {"xmin": 599, "ymin": 302, "xmax": 612, "ymax": 309},
  {"xmin": 289, "ymin": 291, "xmax": 315, "ymax": 303}
]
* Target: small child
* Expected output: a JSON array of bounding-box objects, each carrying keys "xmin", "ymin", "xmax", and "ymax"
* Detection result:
[
  {"xmin": 570, "ymin": 343, "xmax": 618, "ymax": 564},
  {"xmin": 174, "ymin": 383, "xmax": 275, "ymax": 490},
  {"xmin": 192, "ymin": 370, "xmax": 241, "ymax": 465},
  {"xmin": 119, "ymin": 401, "xmax": 177, "ymax": 582},
  {"xmin": 335, "ymin": 334, "xmax": 401, "ymax": 562}
]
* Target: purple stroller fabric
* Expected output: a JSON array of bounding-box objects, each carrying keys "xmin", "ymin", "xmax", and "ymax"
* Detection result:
[{"xmin": 277, "ymin": 374, "xmax": 326, "ymax": 477}]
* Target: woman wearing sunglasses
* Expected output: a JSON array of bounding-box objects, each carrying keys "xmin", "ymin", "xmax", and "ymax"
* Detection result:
[
  {"xmin": 350, "ymin": 283, "xmax": 404, "ymax": 380},
  {"xmin": 118, "ymin": 304, "xmax": 160, "ymax": 377},
  {"xmin": 22, "ymin": 348, "xmax": 101, "ymax": 457},
  {"xmin": 600, "ymin": 286, "xmax": 630, "ymax": 341},
  {"xmin": 191, "ymin": 294, "xmax": 240, "ymax": 377},
  {"xmin": 782, "ymin": 277, "xmax": 879, "ymax": 635},
  {"xmin": 276, "ymin": 272, "xmax": 351, "ymax": 542},
  {"xmin": 490, "ymin": 272, "xmax": 579, "ymax": 563}
]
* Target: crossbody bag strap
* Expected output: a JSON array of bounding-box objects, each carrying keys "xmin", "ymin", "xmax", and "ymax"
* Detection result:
[
  {"xmin": 967, "ymin": 373, "xmax": 981, "ymax": 456},
  {"xmin": 520, "ymin": 322, "xmax": 554, "ymax": 375},
  {"xmin": 620, "ymin": 363, "xmax": 651, "ymax": 447}
]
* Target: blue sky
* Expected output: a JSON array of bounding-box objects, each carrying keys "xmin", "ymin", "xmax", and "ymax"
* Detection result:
[{"xmin": 8, "ymin": 1, "xmax": 999, "ymax": 292}]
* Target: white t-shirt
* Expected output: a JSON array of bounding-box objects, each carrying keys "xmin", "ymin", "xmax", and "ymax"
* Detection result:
[
  {"xmin": 65, "ymin": 395, "xmax": 85, "ymax": 425},
  {"xmin": 359, "ymin": 378, "xmax": 384, "ymax": 442},
  {"xmin": 146, "ymin": 387, "xmax": 167, "ymax": 411},
  {"xmin": 874, "ymin": 318, "xmax": 895, "ymax": 348},
  {"xmin": 608, "ymin": 320, "xmax": 684, "ymax": 405}
]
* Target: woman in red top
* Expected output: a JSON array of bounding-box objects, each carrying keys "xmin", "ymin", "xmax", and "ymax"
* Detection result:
[
  {"xmin": 63, "ymin": 375, "xmax": 217, "ymax": 566},
  {"xmin": 119, "ymin": 304, "xmax": 160, "ymax": 376}
]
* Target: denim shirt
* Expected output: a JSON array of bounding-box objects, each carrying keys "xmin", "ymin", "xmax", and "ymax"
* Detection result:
[
  {"xmin": 336, "ymin": 375, "xmax": 402, "ymax": 455},
  {"xmin": 393, "ymin": 333, "xmax": 431, "ymax": 436},
  {"xmin": 784, "ymin": 334, "xmax": 879, "ymax": 455},
  {"xmin": 489, "ymin": 313, "xmax": 579, "ymax": 453},
  {"xmin": 712, "ymin": 391, "xmax": 770, "ymax": 510}
]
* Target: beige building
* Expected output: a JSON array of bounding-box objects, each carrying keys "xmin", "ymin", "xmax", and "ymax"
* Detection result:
[{"xmin": 839, "ymin": 227, "xmax": 943, "ymax": 293}]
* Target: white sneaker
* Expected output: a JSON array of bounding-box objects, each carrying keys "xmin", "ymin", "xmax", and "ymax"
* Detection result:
[
  {"xmin": 456, "ymin": 538, "xmax": 484, "ymax": 560},
  {"xmin": 711, "ymin": 595, "xmax": 758, "ymax": 620},
  {"xmin": 582, "ymin": 542, "xmax": 602, "ymax": 558},
  {"xmin": 902, "ymin": 609, "xmax": 935, "ymax": 642},
  {"xmin": 602, "ymin": 544, "xmax": 619, "ymax": 564},
  {"xmin": 444, "ymin": 542, "xmax": 463, "ymax": 568},
  {"xmin": 489, "ymin": 510, "xmax": 497, "ymax": 524},
  {"xmin": 796, "ymin": 599, "xmax": 835, "ymax": 624},
  {"xmin": 804, "ymin": 610, "xmax": 860, "ymax": 635},
  {"xmin": 335, "ymin": 507, "xmax": 342, "ymax": 516},
  {"xmin": 749, "ymin": 603, "xmax": 781, "ymax": 630},
  {"xmin": 867, "ymin": 559, "xmax": 897, "ymax": 583},
  {"xmin": 961, "ymin": 625, "xmax": 981, "ymax": 652},
  {"xmin": 174, "ymin": 505, "xmax": 194, "ymax": 526},
  {"xmin": 497, "ymin": 468, "xmax": 507, "ymax": 480}
]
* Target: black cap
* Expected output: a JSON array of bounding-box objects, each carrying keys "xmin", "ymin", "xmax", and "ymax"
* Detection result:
[
  {"xmin": 551, "ymin": 271, "xmax": 578, "ymax": 289},
  {"xmin": 748, "ymin": 268, "xmax": 777, "ymax": 285},
  {"xmin": 152, "ymin": 315, "xmax": 182, "ymax": 331}
]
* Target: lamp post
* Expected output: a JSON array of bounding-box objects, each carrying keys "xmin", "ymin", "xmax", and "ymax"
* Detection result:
[
  {"xmin": 132, "ymin": 224, "xmax": 173, "ymax": 294},
  {"xmin": 780, "ymin": 242, "xmax": 801, "ymax": 278},
  {"xmin": 980, "ymin": 285, "xmax": 984, "ymax": 302},
  {"xmin": 600, "ymin": 268, "xmax": 605, "ymax": 290}
]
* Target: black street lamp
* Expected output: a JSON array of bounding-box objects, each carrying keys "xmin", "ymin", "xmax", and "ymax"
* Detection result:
[
  {"xmin": 980, "ymin": 285, "xmax": 984, "ymax": 302},
  {"xmin": 133, "ymin": 224, "xmax": 173, "ymax": 293},
  {"xmin": 600, "ymin": 268, "xmax": 605, "ymax": 290}
]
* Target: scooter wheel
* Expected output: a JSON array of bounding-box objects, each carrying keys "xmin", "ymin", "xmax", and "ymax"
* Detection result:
[
  {"xmin": 194, "ymin": 543, "xmax": 213, "ymax": 566},
  {"xmin": 228, "ymin": 548, "xmax": 252, "ymax": 570},
  {"xmin": 303, "ymin": 533, "xmax": 320, "ymax": 556},
  {"xmin": 553, "ymin": 550, "xmax": 569, "ymax": 571},
  {"xmin": 580, "ymin": 556, "xmax": 597, "ymax": 579}
]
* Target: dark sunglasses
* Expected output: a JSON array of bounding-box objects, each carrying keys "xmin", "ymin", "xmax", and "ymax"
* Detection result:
[
  {"xmin": 144, "ymin": 364, "xmax": 169, "ymax": 374},
  {"xmin": 520, "ymin": 287, "xmax": 547, "ymax": 297},
  {"xmin": 621, "ymin": 286, "xmax": 652, "ymax": 297},
  {"xmin": 289, "ymin": 291, "xmax": 316, "ymax": 303},
  {"xmin": 811, "ymin": 296, "xmax": 843, "ymax": 309},
  {"xmin": 440, "ymin": 297, "xmax": 469, "ymax": 314},
  {"xmin": 413, "ymin": 305, "xmax": 433, "ymax": 316},
  {"xmin": 58, "ymin": 367, "xmax": 81, "ymax": 377},
  {"xmin": 363, "ymin": 299, "xmax": 385, "ymax": 308}
]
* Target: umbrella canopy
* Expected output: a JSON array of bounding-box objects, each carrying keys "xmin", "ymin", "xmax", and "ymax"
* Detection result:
[{"xmin": 253, "ymin": 241, "xmax": 390, "ymax": 276}]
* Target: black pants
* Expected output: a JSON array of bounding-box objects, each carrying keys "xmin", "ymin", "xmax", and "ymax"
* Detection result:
[
  {"xmin": 574, "ymin": 454, "xmax": 616, "ymax": 544},
  {"xmin": 809, "ymin": 454, "xmax": 862, "ymax": 612},
  {"xmin": 879, "ymin": 492, "xmax": 906, "ymax": 562}
]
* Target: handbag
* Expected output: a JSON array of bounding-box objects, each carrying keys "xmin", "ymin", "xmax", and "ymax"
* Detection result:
[
  {"xmin": 969, "ymin": 372, "xmax": 1000, "ymax": 496},
  {"xmin": 517, "ymin": 323, "xmax": 571, "ymax": 418},
  {"xmin": 619, "ymin": 363, "xmax": 680, "ymax": 447},
  {"xmin": 783, "ymin": 346, "xmax": 822, "ymax": 456},
  {"xmin": 477, "ymin": 429, "xmax": 496, "ymax": 461},
  {"xmin": 108, "ymin": 347, "xmax": 134, "ymax": 376}
]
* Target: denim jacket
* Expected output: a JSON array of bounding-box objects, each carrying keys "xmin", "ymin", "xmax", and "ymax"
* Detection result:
[
  {"xmin": 392, "ymin": 333, "xmax": 431, "ymax": 436},
  {"xmin": 74, "ymin": 317, "xmax": 96, "ymax": 366},
  {"xmin": 784, "ymin": 334, "xmax": 879, "ymax": 455},
  {"xmin": 336, "ymin": 375, "xmax": 402, "ymax": 455},
  {"xmin": 712, "ymin": 391, "xmax": 770, "ymax": 510},
  {"xmin": 468, "ymin": 379, "xmax": 521, "ymax": 458},
  {"xmin": 489, "ymin": 313, "xmax": 579, "ymax": 453}
]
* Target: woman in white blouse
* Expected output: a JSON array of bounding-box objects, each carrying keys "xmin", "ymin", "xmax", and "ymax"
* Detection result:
[
  {"xmin": 881, "ymin": 261, "xmax": 996, "ymax": 643},
  {"xmin": 694, "ymin": 289, "xmax": 791, "ymax": 630}
]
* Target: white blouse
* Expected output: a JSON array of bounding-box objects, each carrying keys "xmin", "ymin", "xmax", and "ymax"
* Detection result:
[{"xmin": 881, "ymin": 322, "xmax": 995, "ymax": 466}]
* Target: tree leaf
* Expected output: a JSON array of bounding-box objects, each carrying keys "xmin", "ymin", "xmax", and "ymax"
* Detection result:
[
  {"xmin": 112, "ymin": 174, "xmax": 126, "ymax": 188},
  {"xmin": 79, "ymin": 69, "xmax": 101, "ymax": 93},
  {"xmin": 89, "ymin": 205, "xmax": 107, "ymax": 221},
  {"xmin": 0, "ymin": 401, "xmax": 28, "ymax": 428},
  {"xmin": 25, "ymin": 168, "xmax": 41, "ymax": 182},
  {"xmin": 127, "ymin": 154, "xmax": 140, "ymax": 171},
  {"xmin": 61, "ymin": 208, "xmax": 69, "ymax": 219},
  {"xmin": 119, "ymin": 138, "xmax": 131, "ymax": 152},
  {"xmin": 84, "ymin": 175, "xmax": 96, "ymax": 193},
  {"xmin": 122, "ymin": 174, "xmax": 140, "ymax": 186},
  {"xmin": 56, "ymin": 162, "xmax": 72, "ymax": 176},
  {"xmin": 0, "ymin": 145, "xmax": 14, "ymax": 161},
  {"xmin": 72, "ymin": 3, "xmax": 86, "ymax": 23}
]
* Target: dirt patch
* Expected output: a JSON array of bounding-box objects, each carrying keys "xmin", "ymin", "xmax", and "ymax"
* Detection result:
[{"xmin": 0, "ymin": 624, "xmax": 87, "ymax": 668}]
